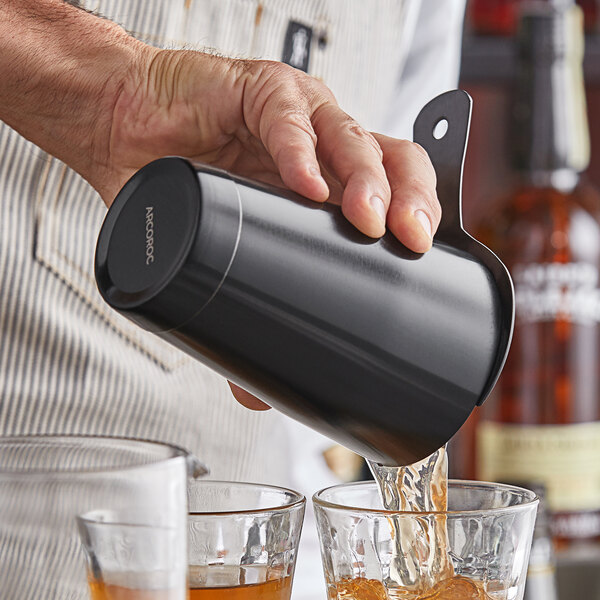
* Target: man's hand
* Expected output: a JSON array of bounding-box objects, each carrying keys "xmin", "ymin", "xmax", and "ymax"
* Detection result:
[
  {"xmin": 0, "ymin": 0, "xmax": 440, "ymax": 254},
  {"xmin": 0, "ymin": 0, "xmax": 441, "ymax": 410},
  {"xmin": 104, "ymin": 51, "xmax": 440, "ymax": 253}
]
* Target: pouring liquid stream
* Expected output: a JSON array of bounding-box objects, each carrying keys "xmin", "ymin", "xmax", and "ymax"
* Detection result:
[
  {"xmin": 368, "ymin": 447, "xmax": 454, "ymax": 594},
  {"xmin": 333, "ymin": 448, "xmax": 494, "ymax": 599}
]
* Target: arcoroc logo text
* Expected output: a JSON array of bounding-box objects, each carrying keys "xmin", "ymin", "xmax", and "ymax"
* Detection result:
[{"xmin": 145, "ymin": 206, "xmax": 155, "ymax": 265}]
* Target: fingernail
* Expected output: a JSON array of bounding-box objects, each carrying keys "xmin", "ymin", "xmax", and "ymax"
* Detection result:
[
  {"xmin": 414, "ymin": 209, "xmax": 432, "ymax": 239},
  {"xmin": 370, "ymin": 196, "xmax": 387, "ymax": 225}
]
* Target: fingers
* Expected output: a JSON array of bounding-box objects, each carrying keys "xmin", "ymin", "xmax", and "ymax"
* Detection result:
[
  {"xmin": 262, "ymin": 113, "xmax": 330, "ymax": 202},
  {"xmin": 312, "ymin": 105, "xmax": 391, "ymax": 238},
  {"xmin": 373, "ymin": 133, "xmax": 441, "ymax": 253},
  {"xmin": 241, "ymin": 62, "xmax": 440, "ymax": 252},
  {"xmin": 242, "ymin": 62, "xmax": 330, "ymax": 202},
  {"xmin": 228, "ymin": 382, "xmax": 272, "ymax": 411}
]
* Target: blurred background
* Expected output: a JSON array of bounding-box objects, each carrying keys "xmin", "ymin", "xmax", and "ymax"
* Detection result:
[
  {"xmin": 456, "ymin": 2, "xmax": 600, "ymax": 598},
  {"xmin": 460, "ymin": 0, "xmax": 600, "ymax": 225}
]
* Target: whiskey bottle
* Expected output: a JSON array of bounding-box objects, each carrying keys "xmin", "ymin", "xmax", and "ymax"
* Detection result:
[{"xmin": 475, "ymin": 3, "xmax": 600, "ymax": 549}]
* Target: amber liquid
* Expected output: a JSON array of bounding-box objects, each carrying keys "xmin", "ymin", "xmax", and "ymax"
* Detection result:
[
  {"xmin": 187, "ymin": 565, "xmax": 292, "ymax": 600},
  {"xmin": 88, "ymin": 578, "xmax": 180, "ymax": 599},
  {"xmin": 333, "ymin": 576, "xmax": 492, "ymax": 600},
  {"xmin": 88, "ymin": 568, "xmax": 291, "ymax": 600},
  {"xmin": 188, "ymin": 576, "xmax": 292, "ymax": 600}
]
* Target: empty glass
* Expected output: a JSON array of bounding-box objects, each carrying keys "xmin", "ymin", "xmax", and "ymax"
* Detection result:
[
  {"xmin": 187, "ymin": 480, "xmax": 305, "ymax": 599},
  {"xmin": 0, "ymin": 435, "xmax": 192, "ymax": 598},
  {"xmin": 314, "ymin": 480, "xmax": 538, "ymax": 600}
]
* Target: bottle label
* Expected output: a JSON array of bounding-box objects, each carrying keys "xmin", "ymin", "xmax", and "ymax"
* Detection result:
[
  {"xmin": 477, "ymin": 421, "xmax": 600, "ymax": 513},
  {"xmin": 514, "ymin": 262, "xmax": 600, "ymax": 325}
]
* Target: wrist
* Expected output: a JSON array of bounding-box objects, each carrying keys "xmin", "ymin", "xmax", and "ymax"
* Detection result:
[
  {"xmin": 83, "ymin": 38, "xmax": 158, "ymax": 198},
  {"xmin": 0, "ymin": 0, "xmax": 150, "ymax": 196}
]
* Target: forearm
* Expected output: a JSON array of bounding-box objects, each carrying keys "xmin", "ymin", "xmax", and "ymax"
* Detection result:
[{"xmin": 0, "ymin": 0, "xmax": 149, "ymax": 187}]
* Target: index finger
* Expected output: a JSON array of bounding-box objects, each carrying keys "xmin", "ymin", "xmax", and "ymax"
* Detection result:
[{"xmin": 312, "ymin": 105, "xmax": 392, "ymax": 238}]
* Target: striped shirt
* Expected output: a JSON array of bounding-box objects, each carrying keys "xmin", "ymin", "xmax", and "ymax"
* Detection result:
[{"xmin": 0, "ymin": 1, "xmax": 465, "ymax": 597}]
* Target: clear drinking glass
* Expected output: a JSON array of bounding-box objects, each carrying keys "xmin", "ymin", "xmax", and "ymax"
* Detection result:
[
  {"xmin": 187, "ymin": 480, "xmax": 305, "ymax": 599},
  {"xmin": 314, "ymin": 480, "xmax": 539, "ymax": 600},
  {"xmin": 78, "ymin": 509, "xmax": 186, "ymax": 599},
  {"xmin": 0, "ymin": 435, "xmax": 192, "ymax": 599}
]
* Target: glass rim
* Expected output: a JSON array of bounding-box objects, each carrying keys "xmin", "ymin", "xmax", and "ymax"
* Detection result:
[
  {"xmin": 188, "ymin": 480, "xmax": 306, "ymax": 516},
  {"xmin": 312, "ymin": 479, "xmax": 539, "ymax": 517},
  {"xmin": 77, "ymin": 509, "xmax": 179, "ymax": 531},
  {"xmin": 0, "ymin": 434, "xmax": 190, "ymax": 478}
]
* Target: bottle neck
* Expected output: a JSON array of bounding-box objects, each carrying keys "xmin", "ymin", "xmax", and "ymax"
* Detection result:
[{"xmin": 512, "ymin": 4, "xmax": 590, "ymax": 190}]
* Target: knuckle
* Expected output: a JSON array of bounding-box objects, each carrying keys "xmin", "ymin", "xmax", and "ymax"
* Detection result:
[
  {"xmin": 269, "ymin": 110, "xmax": 317, "ymax": 150},
  {"xmin": 257, "ymin": 59, "xmax": 295, "ymax": 77},
  {"xmin": 410, "ymin": 142, "xmax": 437, "ymax": 176},
  {"xmin": 252, "ymin": 61, "xmax": 302, "ymax": 96},
  {"xmin": 343, "ymin": 121, "xmax": 383, "ymax": 160},
  {"xmin": 282, "ymin": 109, "xmax": 314, "ymax": 132},
  {"xmin": 405, "ymin": 179, "xmax": 431, "ymax": 200},
  {"xmin": 409, "ymin": 141, "xmax": 430, "ymax": 161},
  {"xmin": 264, "ymin": 111, "xmax": 317, "ymax": 161},
  {"xmin": 261, "ymin": 60, "xmax": 332, "ymax": 97},
  {"xmin": 260, "ymin": 63, "xmax": 332, "ymax": 114},
  {"xmin": 249, "ymin": 60, "xmax": 336, "ymax": 108}
]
